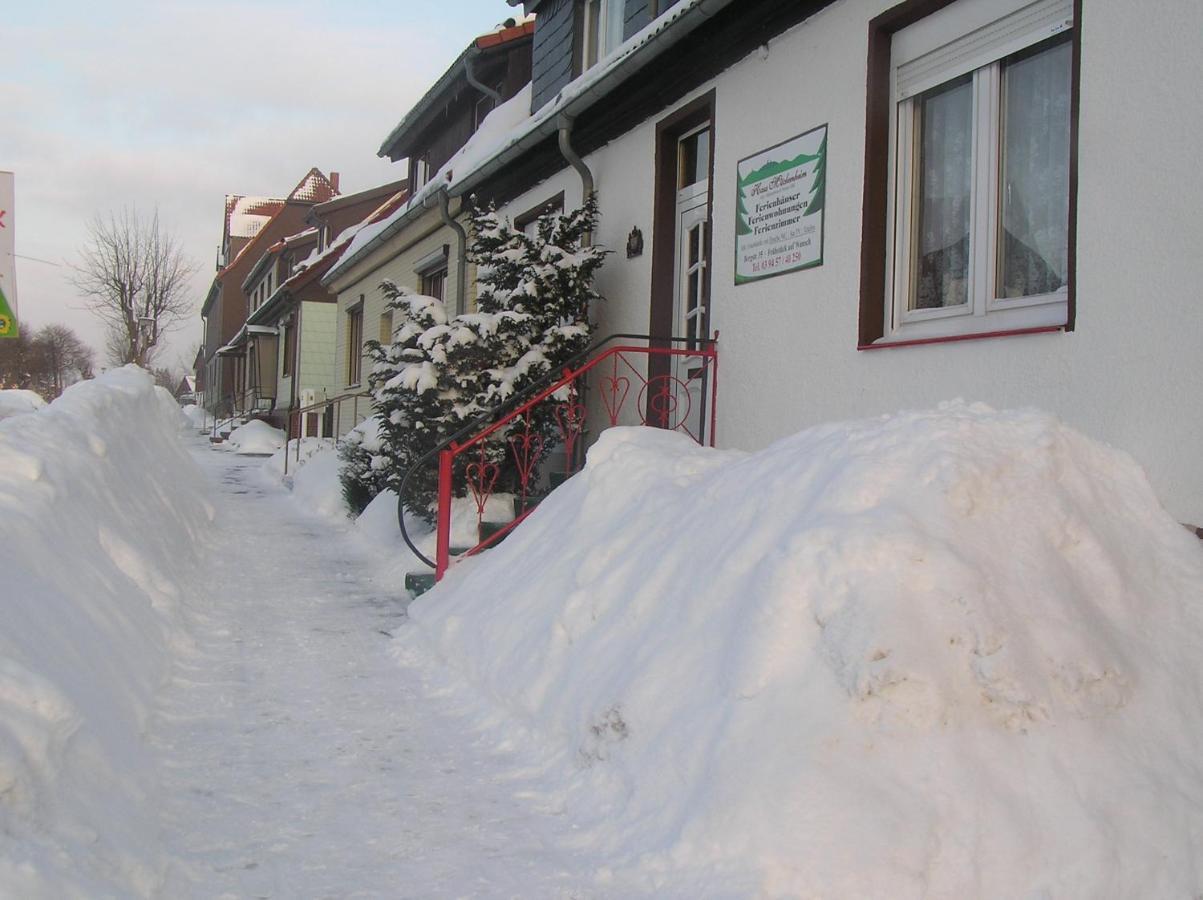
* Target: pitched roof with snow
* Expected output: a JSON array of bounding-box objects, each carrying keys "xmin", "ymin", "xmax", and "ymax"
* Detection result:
[
  {"xmin": 222, "ymin": 169, "xmax": 338, "ymax": 276},
  {"xmin": 287, "ymin": 168, "xmax": 339, "ymax": 204},
  {"xmin": 227, "ymin": 195, "xmax": 285, "ymax": 239},
  {"xmin": 326, "ymin": 3, "xmax": 722, "ymax": 287},
  {"xmin": 377, "ymin": 19, "xmax": 535, "ymax": 162},
  {"xmin": 247, "ymin": 186, "xmax": 410, "ymax": 327}
]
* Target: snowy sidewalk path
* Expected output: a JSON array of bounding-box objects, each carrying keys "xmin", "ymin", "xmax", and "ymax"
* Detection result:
[{"xmin": 151, "ymin": 439, "xmax": 591, "ymax": 898}]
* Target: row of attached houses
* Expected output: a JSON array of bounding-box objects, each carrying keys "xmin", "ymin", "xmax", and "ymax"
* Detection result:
[{"xmin": 197, "ymin": 0, "xmax": 1203, "ymax": 529}]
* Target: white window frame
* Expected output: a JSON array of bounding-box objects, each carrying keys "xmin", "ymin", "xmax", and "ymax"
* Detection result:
[
  {"xmin": 413, "ymin": 154, "xmax": 431, "ymax": 189},
  {"xmin": 582, "ymin": 0, "xmax": 626, "ymax": 71},
  {"xmin": 883, "ymin": 0, "xmax": 1073, "ymax": 343}
]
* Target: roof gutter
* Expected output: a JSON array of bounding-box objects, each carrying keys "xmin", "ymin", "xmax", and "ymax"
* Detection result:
[
  {"xmin": 425, "ymin": 187, "xmax": 468, "ymax": 315},
  {"xmin": 449, "ymin": 0, "xmax": 737, "ymax": 200},
  {"xmin": 464, "ymin": 48, "xmax": 502, "ymax": 103},
  {"xmin": 330, "ymin": 2, "xmax": 735, "ymax": 289},
  {"xmin": 557, "ymin": 114, "xmax": 594, "ymax": 245}
]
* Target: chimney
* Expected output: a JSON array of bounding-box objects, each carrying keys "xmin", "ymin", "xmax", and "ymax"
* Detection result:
[{"xmin": 330, "ymin": 171, "xmax": 340, "ymax": 194}]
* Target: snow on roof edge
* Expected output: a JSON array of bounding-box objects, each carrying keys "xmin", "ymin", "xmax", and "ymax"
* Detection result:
[{"xmin": 330, "ymin": 0, "xmax": 724, "ymax": 286}]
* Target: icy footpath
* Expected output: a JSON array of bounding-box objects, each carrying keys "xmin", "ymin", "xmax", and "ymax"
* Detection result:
[
  {"xmin": 151, "ymin": 437, "xmax": 597, "ymax": 897},
  {"xmin": 0, "ymin": 368, "xmax": 213, "ymax": 896}
]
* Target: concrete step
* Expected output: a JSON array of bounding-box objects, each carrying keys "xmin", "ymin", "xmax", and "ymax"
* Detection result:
[{"xmin": 404, "ymin": 572, "xmax": 436, "ymax": 597}]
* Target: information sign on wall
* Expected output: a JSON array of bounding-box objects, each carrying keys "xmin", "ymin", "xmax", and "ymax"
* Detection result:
[
  {"xmin": 0, "ymin": 171, "xmax": 16, "ymax": 338},
  {"xmin": 734, "ymin": 124, "xmax": 826, "ymax": 285}
]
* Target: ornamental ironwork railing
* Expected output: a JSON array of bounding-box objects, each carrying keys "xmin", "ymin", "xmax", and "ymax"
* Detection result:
[{"xmin": 396, "ymin": 333, "xmax": 719, "ymax": 582}]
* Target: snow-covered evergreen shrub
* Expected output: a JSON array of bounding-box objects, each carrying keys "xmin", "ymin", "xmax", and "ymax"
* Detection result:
[
  {"xmin": 337, "ymin": 415, "xmax": 390, "ymax": 515},
  {"xmin": 364, "ymin": 198, "xmax": 608, "ymax": 524}
]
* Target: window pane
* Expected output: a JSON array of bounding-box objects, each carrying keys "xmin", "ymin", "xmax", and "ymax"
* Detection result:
[
  {"xmin": 679, "ymin": 127, "xmax": 710, "ymax": 188},
  {"xmin": 912, "ymin": 75, "xmax": 973, "ymax": 310},
  {"xmin": 998, "ymin": 38, "xmax": 1072, "ymax": 298},
  {"xmin": 585, "ymin": 0, "xmax": 601, "ymax": 69}
]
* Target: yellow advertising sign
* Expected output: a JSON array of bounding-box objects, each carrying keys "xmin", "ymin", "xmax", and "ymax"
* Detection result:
[{"xmin": 0, "ymin": 171, "xmax": 16, "ymax": 338}]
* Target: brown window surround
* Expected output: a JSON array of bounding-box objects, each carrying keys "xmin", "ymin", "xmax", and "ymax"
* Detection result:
[
  {"xmin": 857, "ymin": 0, "xmax": 1081, "ymax": 350},
  {"xmin": 650, "ymin": 89, "xmax": 715, "ymax": 343},
  {"xmin": 422, "ymin": 268, "xmax": 448, "ymax": 303},
  {"xmin": 282, "ymin": 315, "xmax": 296, "ymax": 377},
  {"xmin": 346, "ymin": 299, "xmax": 364, "ymax": 386}
]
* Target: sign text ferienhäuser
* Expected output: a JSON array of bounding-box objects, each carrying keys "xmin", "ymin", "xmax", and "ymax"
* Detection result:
[{"xmin": 734, "ymin": 124, "xmax": 826, "ymax": 285}]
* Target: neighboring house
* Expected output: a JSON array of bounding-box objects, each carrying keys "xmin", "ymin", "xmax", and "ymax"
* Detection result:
[
  {"xmin": 384, "ymin": 0, "xmax": 1203, "ymax": 527},
  {"xmin": 191, "ymin": 346, "xmax": 206, "ymax": 410},
  {"xmin": 321, "ymin": 18, "xmax": 535, "ymax": 434},
  {"xmin": 199, "ymin": 168, "xmax": 340, "ymax": 419},
  {"xmin": 174, "ymin": 374, "xmax": 197, "ymax": 406},
  {"xmin": 240, "ymin": 227, "xmax": 321, "ymax": 425},
  {"xmin": 242, "ymin": 179, "xmax": 409, "ymax": 436}
]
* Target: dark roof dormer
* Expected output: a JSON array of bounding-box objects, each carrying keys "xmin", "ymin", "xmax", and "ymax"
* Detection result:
[
  {"xmin": 377, "ymin": 21, "xmax": 534, "ymax": 191},
  {"xmin": 512, "ymin": 0, "xmax": 683, "ymax": 113}
]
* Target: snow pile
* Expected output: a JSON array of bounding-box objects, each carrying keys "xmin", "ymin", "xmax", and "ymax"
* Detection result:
[
  {"xmin": 179, "ymin": 403, "xmax": 210, "ymax": 431},
  {"xmin": 406, "ymin": 404, "xmax": 1203, "ymax": 896},
  {"xmin": 288, "ymin": 447, "xmax": 350, "ymax": 522},
  {"xmin": 225, "ymin": 419, "xmax": 285, "ymax": 455},
  {"xmin": 0, "ymin": 389, "xmax": 47, "ymax": 420},
  {"xmin": 259, "ymin": 436, "xmax": 335, "ymax": 483},
  {"xmin": 356, "ymin": 489, "xmax": 511, "ymax": 569},
  {"xmin": 0, "ymin": 366, "xmax": 213, "ymax": 896}
]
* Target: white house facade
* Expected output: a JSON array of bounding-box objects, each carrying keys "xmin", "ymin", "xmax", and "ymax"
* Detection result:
[{"xmin": 460, "ymin": 0, "xmax": 1203, "ymax": 526}]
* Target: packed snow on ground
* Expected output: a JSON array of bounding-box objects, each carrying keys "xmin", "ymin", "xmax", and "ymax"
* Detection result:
[
  {"xmin": 0, "ymin": 388, "xmax": 46, "ymax": 420},
  {"xmin": 0, "ymin": 367, "xmax": 213, "ymax": 896},
  {"xmin": 404, "ymin": 402, "xmax": 1203, "ymax": 896},
  {"xmin": 224, "ymin": 419, "xmax": 285, "ymax": 455}
]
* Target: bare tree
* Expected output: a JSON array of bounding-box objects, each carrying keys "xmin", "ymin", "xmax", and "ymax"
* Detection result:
[
  {"xmin": 72, "ymin": 207, "xmax": 196, "ymax": 368},
  {"xmin": 0, "ymin": 330, "xmax": 38, "ymax": 390},
  {"xmin": 34, "ymin": 324, "xmax": 95, "ymax": 398},
  {"xmin": 0, "ymin": 323, "xmax": 95, "ymax": 397}
]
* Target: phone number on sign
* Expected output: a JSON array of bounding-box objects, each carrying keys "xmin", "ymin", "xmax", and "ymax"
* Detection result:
[{"xmin": 749, "ymin": 250, "xmax": 803, "ymax": 273}]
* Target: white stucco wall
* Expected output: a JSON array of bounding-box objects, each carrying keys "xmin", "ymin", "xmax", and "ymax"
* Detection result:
[{"xmin": 491, "ymin": 0, "xmax": 1203, "ymax": 524}]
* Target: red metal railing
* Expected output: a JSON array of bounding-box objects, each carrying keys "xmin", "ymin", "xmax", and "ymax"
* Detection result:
[{"xmin": 399, "ymin": 334, "xmax": 718, "ymax": 582}]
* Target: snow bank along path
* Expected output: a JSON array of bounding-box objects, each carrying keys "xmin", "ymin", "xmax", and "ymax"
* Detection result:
[
  {"xmin": 411, "ymin": 403, "xmax": 1203, "ymax": 897},
  {"xmin": 0, "ymin": 368, "xmax": 596, "ymax": 896},
  {"xmin": 0, "ymin": 368, "xmax": 213, "ymax": 895}
]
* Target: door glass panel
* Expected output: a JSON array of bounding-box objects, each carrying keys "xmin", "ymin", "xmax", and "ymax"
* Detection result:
[
  {"xmin": 997, "ymin": 37, "xmax": 1071, "ymax": 298},
  {"xmin": 679, "ymin": 128, "xmax": 711, "ymax": 189},
  {"xmin": 911, "ymin": 74, "xmax": 973, "ymax": 310}
]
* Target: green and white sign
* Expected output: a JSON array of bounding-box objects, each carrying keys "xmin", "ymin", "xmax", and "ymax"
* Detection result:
[
  {"xmin": 0, "ymin": 171, "xmax": 16, "ymax": 338},
  {"xmin": 734, "ymin": 124, "xmax": 826, "ymax": 285}
]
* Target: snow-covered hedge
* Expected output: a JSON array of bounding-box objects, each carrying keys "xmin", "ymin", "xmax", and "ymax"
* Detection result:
[
  {"xmin": 0, "ymin": 366, "xmax": 213, "ymax": 895},
  {"xmin": 404, "ymin": 403, "xmax": 1203, "ymax": 895}
]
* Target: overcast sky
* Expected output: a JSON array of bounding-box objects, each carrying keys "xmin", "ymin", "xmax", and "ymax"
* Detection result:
[{"xmin": 5, "ymin": 0, "xmax": 518, "ymax": 371}]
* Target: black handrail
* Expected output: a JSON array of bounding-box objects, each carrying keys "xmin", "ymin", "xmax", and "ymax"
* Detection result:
[{"xmin": 395, "ymin": 332, "xmax": 716, "ymax": 569}]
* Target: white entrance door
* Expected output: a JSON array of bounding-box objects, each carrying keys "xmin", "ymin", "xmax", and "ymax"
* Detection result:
[{"xmin": 670, "ymin": 124, "xmax": 711, "ymax": 440}]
